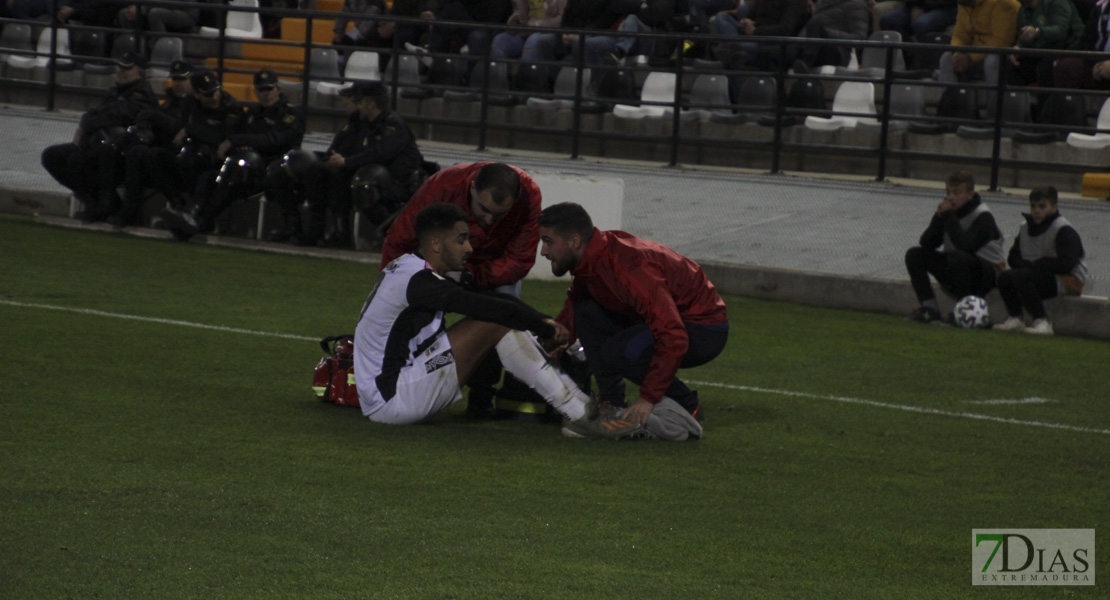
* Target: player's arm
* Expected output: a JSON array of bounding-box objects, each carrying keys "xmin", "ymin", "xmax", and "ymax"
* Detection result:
[{"xmin": 407, "ymin": 271, "xmax": 556, "ymax": 338}]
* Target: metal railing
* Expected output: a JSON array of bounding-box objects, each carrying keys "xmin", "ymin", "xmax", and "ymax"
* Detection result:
[{"xmin": 3, "ymin": 3, "xmax": 1110, "ymax": 190}]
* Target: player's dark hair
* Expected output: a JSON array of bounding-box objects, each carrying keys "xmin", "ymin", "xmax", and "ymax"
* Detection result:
[
  {"xmin": 538, "ymin": 202, "xmax": 594, "ymax": 241},
  {"xmin": 472, "ymin": 163, "xmax": 520, "ymax": 205},
  {"xmin": 415, "ymin": 203, "xmax": 468, "ymax": 246},
  {"xmin": 1029, "ymin": 185, "xmax": 1058, "ymax": 205},
  {"xmin": 946, "ymin": 171, "xmax": 975, "ymax": 191}
]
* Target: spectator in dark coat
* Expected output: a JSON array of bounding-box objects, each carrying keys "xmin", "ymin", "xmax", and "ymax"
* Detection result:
[{"xmin": 709, "ymin": 0, "xmax": 811, "ymax": 70}]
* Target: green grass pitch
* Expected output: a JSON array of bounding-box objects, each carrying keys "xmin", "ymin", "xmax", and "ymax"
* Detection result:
[{"xmin": 0, "ymin": 214, "xmax": 1105, "ymax": 598}]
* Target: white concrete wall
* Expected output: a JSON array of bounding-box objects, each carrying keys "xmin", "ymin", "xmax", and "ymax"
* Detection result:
[{"xmin": 526, "ymin": 173, "xmax": 624, "ymax": 281}]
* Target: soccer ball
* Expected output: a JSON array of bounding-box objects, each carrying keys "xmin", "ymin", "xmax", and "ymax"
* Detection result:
[{"xmin": 953, "ymin": 295, "xmax": 991, "ymax": 329}]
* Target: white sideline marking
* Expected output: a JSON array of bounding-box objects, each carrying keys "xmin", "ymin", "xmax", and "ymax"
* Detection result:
[
  {"xmin": 688, "ymin": 381, "xmax": 1110, "ymax": 436},
  {"xmin": 965, "ymin": 398, "xmax": 1056, "ymax": 405},
  {"xmin": 4, "ymin": 299, "xmax": 1106, "ymax": 436},
  {"xmin": 0, "ymin": 299, "xmax": 317, "ymax": 342}
]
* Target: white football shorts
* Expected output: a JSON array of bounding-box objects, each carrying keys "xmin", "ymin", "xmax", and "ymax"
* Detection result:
[{"xmin": 366, "ymin": 332, "xmax": 463, "ymax": 425}]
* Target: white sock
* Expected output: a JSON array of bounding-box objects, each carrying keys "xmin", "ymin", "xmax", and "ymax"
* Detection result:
[{"xmin": 495, "ymin": 330, "xmax": 588, "ymax": 421}]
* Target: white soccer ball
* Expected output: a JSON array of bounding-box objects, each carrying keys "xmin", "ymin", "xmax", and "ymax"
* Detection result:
[{"xmin": 954, "ymin": 295, "xmax": 991, "ymax": 329}]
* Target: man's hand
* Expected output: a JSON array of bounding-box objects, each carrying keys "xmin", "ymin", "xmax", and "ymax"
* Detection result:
[
  {"xmin": 541, "ymin": 319, "xmax": 570, "ymax": 351},
  {"xmin": 936, "ymin": 198, "xmax": 955, "ymax": 214},
  {"xmin": 1093, "ymin": 60, "xmax": 1110, "ymax": 81},
  {"xmin": 950, "ymin": 52, "xmax": 970, "ymax": 73},
  {"xmin": 57, "ymin": 5, "xmax": 75, "ymax": 23},
  {"xmin": 419, "ymin": 10, "xmax": 435, "ymax": 20},
  {"xmin": 326, "ymin": 151, "xmax": 345, "ymax": 167},
  {"xmin": 910, "ymin": 7, "xmax": 924, "ymax": 21},
  {"xmin": 172, "ymin": 128, "xmax": 186, "ymax": 149},
  {"xmin": 1019, "ymin": 26, "xmax": 1038, "ymax": 44},
  {"xmin": 216, "ymin": 139, "xmax": 232, "ymax": 160},
  {"xmin": 378, "ymin": 20, "xmax": 395, "ymax": 38},
  {"xmin": 623, "ymin": 399, "xmax": 654, "ymax": 425},
  {"xmin": 72, "ymin": 125, "xmax": 84, "ymax": 146},
  {"xmin": 739, "ymin": 18, "xmax": 755, "ymax": 36}
]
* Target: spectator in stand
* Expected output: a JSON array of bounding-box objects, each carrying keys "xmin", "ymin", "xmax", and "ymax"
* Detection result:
[
  {"xmin": 489, "ymin": 0, "xmax": 566, "ymax": 62},
  {"xmin": 708, "ymin": 0, "xmax": 810, "ymax": 71},
  {"xmin": 937, "ymin": 0, "xmax": 1020, "ymax": 87},
  {"xmin": 560, "ymin": 0, "xmax": 676, "ymax": 93},
  {"xmin": 1012, "ymin": 0, "xmax": 1078, "ymax": 85},
  {"xmin": 40, "ymin": 51, "xmax": 157, "ymax": 223},
  {"xmin": 1051, "ymin": 0, "xmax": 1110, "ymax": 90},
  {"xmin": 330, "ymin": 0, "xmax": 387, "ymax": 45},
  {"xmin": 2, "ymin": 0, "xmax": 52, "ymax": 19},
  {"xmin": 56, "ymin": 0, "xmax": 119, "ymax": 27},
  {"xmin": 1007, "ymin": 0, "xmax": 1083, "ymax": 86},
  {"xmin": 683, "ymin": 0, "xmax": 742, "ymax": 29},
  {"xmin": 992, "ymin": 186, "xmax": 1088, "ymax": 336},
  {"xmin": 118, "ymin": 0, "xmax": 202, "ymax": 38},
  {"xmin": 880, "ymin": 1, "xmax": 960, "ymax": 41},
  {"xmin": 412, "ymin": 0, "xmax": 513, "ymax": 57},
  {"xmin": 792, "ymin": 0, "xmax": 871, "ymax": 70}
]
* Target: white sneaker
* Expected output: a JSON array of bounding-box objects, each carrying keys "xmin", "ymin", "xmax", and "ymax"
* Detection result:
[
  {"xmin": 992, "ymin": 316, "xmax": 1025, "ymax": 332},
  {"xmin": 1024, "ymin": 319, "xmax": 1054, "ymax": 336}
]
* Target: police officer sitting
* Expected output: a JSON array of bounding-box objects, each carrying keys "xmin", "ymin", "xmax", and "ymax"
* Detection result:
[
  {"xmin": 110, "ymin": 60, "xmax": 196, "ymax": 228},
  {"xmin": 158, "ymin": 69, "xmax": 245, "ymax": 240},
  {"xmin": 163, "ymin": 69, "xmax": 305, "ymax": 240},
  {"xmin": 40, "ymin": 51, "xmax": 157, "ymax": 223},
  {"xmin": 308, "ymin": 80, "xmax": 424, "ymax": 249}
]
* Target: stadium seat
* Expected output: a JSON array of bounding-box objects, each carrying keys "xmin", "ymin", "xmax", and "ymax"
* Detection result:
[
  {"xmin": 907, "ymin": 86, "xmax": 978, "ymax": 134},
  {"xmin": 443, "ymin": 60, "xmax": 515, "ymax": 106},
  {"xmin": 682, "ymin": 73, "xmax": 731, "ymax": 122},
  {"xmin": 200, "ymin": 0, "xmax": 264, "ymax": 39},
  {"xmin": 857, "ymin": 83, "xmax": 925, "ymax": 133},
  {"xmin": 69, "ymin": 29, "xmax": 105, "ymax": 64},
  {"xmin": 512, "ymin": 63, "xmax": 551, "ymax": 103},
  {"xmin": 1066, "ymin": 97, "xmax": 1110, "ymax": 149},
  {"xmin": 0, "ymin": 23, "xmax": 32, "ymax": 64},
  {"xmin": 147, "ymin": 36, "xmax": 184, "ymax": 82},
  {"xmin": 956, "ymin": 90, "xmax": 1030, "ymax": 139},
  {"xmin": 762, "ymin": 78, "xmax": 825, "ymax": 127},
  {"xmin": 1013, "ymin": 93, "xmax": 1087, "ymax": 144},
  {"xmin": 526, "ymin": 66, "xmax": 590, "ymax": 111},
  {"xmin": 837, "ymin": 31, "xmax": 906, "ymax": 79},
  {"xmin": 595, "ymin": 65, "xmax": 638, "ymax": 108},
  {"xmin": 317, "ymin": 50, "xmax": 382, "ymax": 97},
  {"xmin": 613, "ymin": 71, "xmax": 677, "ymax": 119},
  {"xmin": 711, "ymin": 75, "xmax": 776, "ymax": 125},
  {"xmin": 805, "ymin": 81, "xmax": 877, "ymax": 130},
  {"xmin": 401, "ymin": 55, "xmax": 466, "ymax": 100}
]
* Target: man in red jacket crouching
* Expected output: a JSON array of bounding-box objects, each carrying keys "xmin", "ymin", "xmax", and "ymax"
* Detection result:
[{"xmin": 538, "ymin": 202, "xmax": 730, "ymax": 429}]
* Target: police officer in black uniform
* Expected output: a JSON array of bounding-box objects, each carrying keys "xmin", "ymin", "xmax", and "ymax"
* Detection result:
[
  {"xmin": 263, "ymin": 88, "xmax": 366, "ymax": 246},
  {"xmin": 41, "ymin": 51, "xmax": 157, "ymax": 222},
  {"xmin": 110, "ymin": 60, "xmax": 196, "ymax": 227},
  {"xmin": 308, "ymin": 80, "xmax": 424, "ymax": 249},
  {"xmin": 163, "ymin": 69, "xmax": 305, "ymax": 239},
  {"xmin": 158, "ymin": 69, "xmax": 244, "ymax": 239}
]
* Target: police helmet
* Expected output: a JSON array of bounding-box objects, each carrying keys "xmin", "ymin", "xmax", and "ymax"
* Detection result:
[
  {"xmin": 350, "ymin": 164, "xmax": 390, "ymax": 211},
  {"xmin": 94, "ymin": 126, "xmax": 128, "ymax": 147},
  {"xmin": 280, "ymin": 148, "xmax": 318, "ymax": 180},
  {"xmin": 216, "ymin": 149, "xmax": 266, "ymax": 186}
]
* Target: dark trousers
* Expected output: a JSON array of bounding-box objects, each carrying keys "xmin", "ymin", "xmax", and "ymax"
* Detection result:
[
  {"xmin": 997, "ymin": 268, "xmax": 1058, "ymax": 321},
  {"xmin": 304, "ymin": 162, "xmax": 354, "ymax": 242},
  {"xmin": 574, "ymin": 298, "xmax": 729, "ymax": 411},
  {"xmin": 121, "ymin": 145, "xmax": 180, "ymax": 221},
  {"xmin": 264, "ymin": 161, "xmax": 305, "ymax": 235},
  {"xmin": 905, "ymin": 247, "xmax": 997, "ymax": 303},
  {"xmin": 41, "ymin": 142, "xmax": 121, "ymax": 201}
]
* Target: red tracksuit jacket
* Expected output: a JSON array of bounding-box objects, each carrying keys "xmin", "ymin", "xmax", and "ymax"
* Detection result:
[
  {"xmin": 556, "ymin": 228, "xmax": 728, "ymax": 404},
  {"xmin": 380, "ymin": 162, "xmax": 542, "ymax": 288}
]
